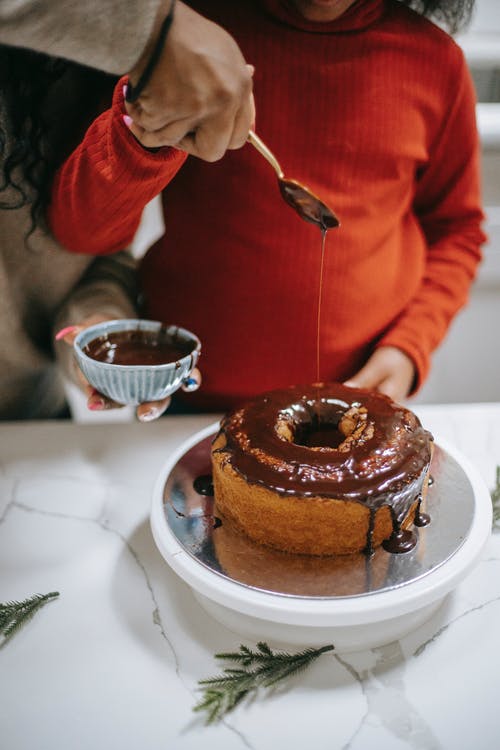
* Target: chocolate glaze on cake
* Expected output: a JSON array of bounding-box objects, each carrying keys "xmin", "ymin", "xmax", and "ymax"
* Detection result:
[{"xmin": 212, "ymin": 383, "xmax": 433, "ymax": 555}]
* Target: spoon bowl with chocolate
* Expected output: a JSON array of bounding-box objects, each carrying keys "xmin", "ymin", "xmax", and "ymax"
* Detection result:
[
  {"xmin": 73, "ymin": 319, "xmax": 201, "ymax": 405},
  {"xmin": 247, "ymin": 130, "xmax": 339, "ymax": 231}
]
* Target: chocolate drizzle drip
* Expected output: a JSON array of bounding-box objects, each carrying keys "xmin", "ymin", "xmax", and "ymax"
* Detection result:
[
  {"xmin": 364, "ymin": 509, "xmax": 376, "ymax": 557},
  {"xmin": 382, "ymin": 527, "xmax": 417, "ymax": 554},
  {"xmin": 414, "ymin": 494, "xmax": 431, "ymax": 527},
  {"xmin": 216, "ymin": 383, "xmax": 433, "ymax": 555},
  {"xmin": 193, "ymin": 474, "xmax": 214, "ymax": 496}
]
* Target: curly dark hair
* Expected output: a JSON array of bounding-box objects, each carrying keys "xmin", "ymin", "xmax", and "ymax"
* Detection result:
[
  {"xmin": 400, "ymin": 0, "xmax": 475, "ymax": 33},
  {"xmin": 0, "ymin": 46, "xmax": 113, "ymax": 236},
  {"xmin": 0, "ymin": 0, "xmax": 476, "ymax": 236},
  {"xmin": 0, "ymin": 48, "xmax": 66, "ymax": 229}
]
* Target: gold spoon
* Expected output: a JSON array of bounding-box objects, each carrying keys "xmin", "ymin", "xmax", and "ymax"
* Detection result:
[{"xmin": 247, "ymin": 130, "xmax": 340, "ymax": 231}]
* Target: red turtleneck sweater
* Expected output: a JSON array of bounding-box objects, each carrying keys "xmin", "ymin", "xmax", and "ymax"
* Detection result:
[{"xmin": 49, "ymin": 0, "xmax": 485, "ymax": 411}]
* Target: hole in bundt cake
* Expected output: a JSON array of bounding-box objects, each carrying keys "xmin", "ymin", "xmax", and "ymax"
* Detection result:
[
  {"xmin": 279, "ymin": 398, "xmax": 375, "ymax": 451},
  {"xmin": 294, "ymin": 416, "xmax": 345, "ymax": 448}
]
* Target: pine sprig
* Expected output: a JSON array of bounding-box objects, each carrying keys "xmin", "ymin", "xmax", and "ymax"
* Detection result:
[
  {"xmin": 492, "ymin": 466, "xmax": 500, "ymax": 531},
  {"xmin": 194, "ymin": 641, "xmax": 334, "ymax": 724},
  {"xmin": 0, "ymin": 592, "xmax": 59, "ymax": 643}
]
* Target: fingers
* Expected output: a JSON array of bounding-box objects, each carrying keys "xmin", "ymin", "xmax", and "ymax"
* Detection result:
[
  {"xmin": 85, "ymin": 386, "xmax": 125, "ymax": 412},
  {"xmin": 81, "ymin": 369, "xmax": 201, "ymax": 417},
  {"xmin": 122, "ymin": 1, "xmax": 255, "ymax": 162},
  {"xmin": 226, "ymin": 89, "xmax": 256, "ymax": 151},
  {"xmin": 85, "ymin": 388, "xmax": 170, "ymax": 418},
  {"xmin": 374, "ymin": 376, "xmax": 406, "ymax": 402},
  {"xmin": 134, "ymin": 368, "xmax": 201, "ymax": 422},
  {"xmin": 127, "ymin": 95, "xmax": 254, "ymax": 161},
  {"xmin": 124, "ymin": 111, "xmax": 193, "ymax": 150},
  {"xmin": 54, "ymin": 325, "xmax": 84, "ymax": 345},
  {"xmin": 124, "ymin": 66, "xmax": 255, "ymax": 156},
  {"xmin": 55, "ymin": 318, "xmax": 129, "ymax": 413},
  {"xmin": 124, "ymin": 111, "xmax": 235, "ymax": 159},
  {"xmin": 126, "ymin": 64, "xmax": 254, "ymax": 142},
  {"xmin": 344, "ymin": 352, "xmax": 386, "ymax": 390},
  {"xmin": 136, "ymin": 396, "xmax": 171, "ymax": 422},
  {"xmin": 344, "ymin": 347, "xmax": 416, "ymax": 403},
  {"xmin": 181, "ymin": 367, "xmax": 202, "ymax": 392},
  {"xmin": 345, "ymin": 370, "xmax": 406, "ymax": 402},
  {"xmin": 55, "ymin": 320, "xmax": 124, "ymax": 409},
  {"xmin": 55, "ymin": 315, "xmax": 115, "ymax": 346},
  {"xmin": 224, "ymin": 67, "xmax": 256, "ymax": 152},
  {"xmin": 177, "ymin": 108, "xmax": 238, "ymax": 162}
]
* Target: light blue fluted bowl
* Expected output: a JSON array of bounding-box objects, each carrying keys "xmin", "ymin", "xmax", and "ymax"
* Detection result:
[{"xmin": 73, "ymin": 319, "xmax": 201, "ymax": 405}]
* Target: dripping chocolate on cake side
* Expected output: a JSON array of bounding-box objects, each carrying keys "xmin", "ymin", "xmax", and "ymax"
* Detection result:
[{"xmin": 211, "ymin": 382, "xmax": 433, "ymax": 557}]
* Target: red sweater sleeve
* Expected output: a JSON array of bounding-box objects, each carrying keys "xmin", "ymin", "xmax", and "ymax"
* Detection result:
[
  {"xmin": 48, "ymin": 77, "xmax": 187, "ymax": 255},
  {"xmin": 378, "ymin": 52, "xmax": 486, "ymax": 391}
]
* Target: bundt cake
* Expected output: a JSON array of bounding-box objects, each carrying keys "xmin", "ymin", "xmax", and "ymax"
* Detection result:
[{"xmin": 211, "ymin": 383, "xmax": 433, "ymax": 556}]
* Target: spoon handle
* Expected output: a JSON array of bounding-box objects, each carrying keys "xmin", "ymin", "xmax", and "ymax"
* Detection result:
[{"xmin": 247, "ymin": 130, "xmax": 284, "ymax": 179}]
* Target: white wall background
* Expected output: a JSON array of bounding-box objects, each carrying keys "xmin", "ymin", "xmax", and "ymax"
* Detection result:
[{"xmin": 415, "ymin": 0, "xmax": 500, "ymax": 404}]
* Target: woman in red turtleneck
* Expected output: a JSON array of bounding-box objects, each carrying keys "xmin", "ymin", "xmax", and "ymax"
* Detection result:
[{"xmin": 49, "ymin": 0, "xmax": 485, "ymax": 413}]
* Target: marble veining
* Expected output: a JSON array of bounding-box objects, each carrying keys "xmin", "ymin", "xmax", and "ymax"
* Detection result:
[
  {"xmin": 337, "ymin": 643, "xmax": 443, "ymax": 750},
  {"xmin": 1, "ymin": 410, "xmax": 500, "ymax": 749}
]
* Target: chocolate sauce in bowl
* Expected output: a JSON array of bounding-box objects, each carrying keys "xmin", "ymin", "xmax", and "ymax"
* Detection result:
[{"xmin": 84, "ymin": 328, "xmax": 193, "ymax": 366}]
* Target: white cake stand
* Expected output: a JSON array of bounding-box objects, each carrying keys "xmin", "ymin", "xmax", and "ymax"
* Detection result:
[{"xmin": 150, "ymin": 423, "xmax": 492, "ymax": 652}]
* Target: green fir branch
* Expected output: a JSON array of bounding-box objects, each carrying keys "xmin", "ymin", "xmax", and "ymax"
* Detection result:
[
  {"xmin": 492, "ymin": 466, "xmax": 500, "ymax": 531},
  {"xmin": 0, "ymin": 592, "xmax": 59, "ymax": 643},
  {"xmin": 194, "ymin": 641, "xmax": 334, "ymax": 724}
]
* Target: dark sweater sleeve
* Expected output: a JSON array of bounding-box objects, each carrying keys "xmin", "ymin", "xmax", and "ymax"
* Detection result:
[
  {"xmin": 0, "ymin": 0, "xmax": 163, "ymax": 74},
  {"xmin": 378, "ymin": 50, "xmax": 486, "ymax": 391},
  {"xmin": 48, "ymin": 77, "xmax": 187, "ymax": 255}
]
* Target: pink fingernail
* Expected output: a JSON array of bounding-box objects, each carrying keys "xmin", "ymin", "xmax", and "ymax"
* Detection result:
[
  {"xmin": 122, "ymin": 84, "xmax": 128, "ymax": 100},
  {"xmin": 122, "ymin": 114, "xmax": 133, "ymax": 128},
  {"xmin": 55, "ymin": 325, "xmax": 78, "ymax": 341},
  {"xmin": 88, "ymin": 398, "xmax": 105, "ymax": 411}
]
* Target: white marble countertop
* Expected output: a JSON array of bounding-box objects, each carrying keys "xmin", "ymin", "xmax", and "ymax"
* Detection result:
[{"xmin": 1, "ymin": 404, "xmax": 500, "ymax": 750}]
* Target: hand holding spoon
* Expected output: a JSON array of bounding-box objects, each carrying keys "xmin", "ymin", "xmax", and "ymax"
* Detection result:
[{"xmin": 247, "ymin": 130, "xmax": 339, "ymax": 231}]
